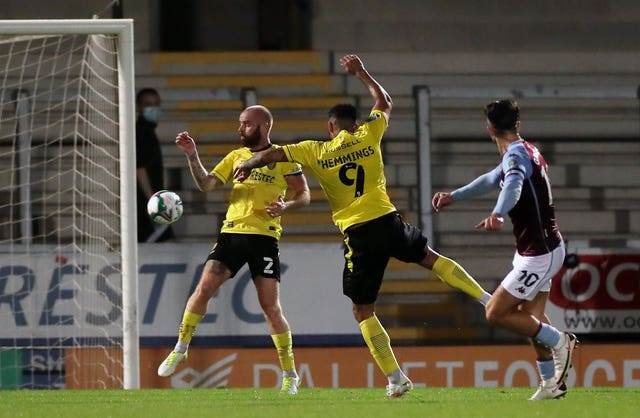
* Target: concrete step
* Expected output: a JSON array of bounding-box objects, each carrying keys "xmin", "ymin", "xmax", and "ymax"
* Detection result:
[
  {"xmin": 433, "ymin": 209, "xmax": 638, "ymax": 234},
  {"xmin": 138, "ymin": 73, "xmax": 342, "ymax": 96},
  {"xmin": 166, "ymin": 95, "xmax": 355, "ymax": 112},
  {"xmin": 137, "ymin": 51, "xmax": 330, "ymax": 76},
  {"xmin": 377, "ymin": 302, "xmax": 467, "ymax": 328},
  {"xmin": 330, "ymin": 51, "xmax": 640, "ymax": 77},
  {"xmin": 385, "ymin": 326, "xmax": 482, "ymax": 341},
  {"xmin": 156, "ymin": 119, "xmax": 327, "ymax": 144},
  {"xmin": 431, "ymin": 163, "xmax": 640, "ymax": 188}
]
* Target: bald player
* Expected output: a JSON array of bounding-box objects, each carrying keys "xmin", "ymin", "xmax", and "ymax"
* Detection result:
[{"xmin": 157, "ymin": 106, "xmax": 310, "ymax": 395}]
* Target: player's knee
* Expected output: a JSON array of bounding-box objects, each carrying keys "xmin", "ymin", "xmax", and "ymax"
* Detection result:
[
  {"xmin": 193, "ymin": 280, "xmax": 217, "ymax": 301},
  {"xmin": 262, "ymin": 304, "xmax": 283, "ymax": 322},
  {"xmin": 352, "ymin": 304, "xmax": 374, "ymax": 323},
  {"xmin": 485, "ymin": 304, "xmax": 502, "ymax": 325}
]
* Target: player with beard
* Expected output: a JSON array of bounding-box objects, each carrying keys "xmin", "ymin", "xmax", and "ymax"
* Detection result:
[
  {"xmin": 157, "ymin": 105, "xmax": 310, "ymax": 395},
  {"xmin": 233, "ymin": 56, "xmax": 491, "ymax": 398}
]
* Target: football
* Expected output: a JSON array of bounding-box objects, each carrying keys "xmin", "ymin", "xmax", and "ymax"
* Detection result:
[{"xmin": 147, "ymin": 190, "xmax": 183, "ymax": 225}]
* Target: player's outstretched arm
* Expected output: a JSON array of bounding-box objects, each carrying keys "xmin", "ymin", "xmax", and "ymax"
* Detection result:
[
  {"xmin": 233, "ymin": 147, "xmax": 288, "ymax": 182},
  {"xmin": 340, "ymin": 54, "xmax": 392, "ymax": 121},
  {"xmin": 176, "ymin": 131, "xmax": 222, "ymax": 192}
]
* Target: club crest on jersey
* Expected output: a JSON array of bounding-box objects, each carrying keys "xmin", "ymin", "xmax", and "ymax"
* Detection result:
[
  {"xmin": 267, "ymin": 162, "xmax": 276, "ymax": 170},
  {"xmin": 508, "ymin": 159, "xmax": 517, "ymax": 168},
  {"xmin": 365, "ymin": 114, "xmax": 379, "ymax": 122}
]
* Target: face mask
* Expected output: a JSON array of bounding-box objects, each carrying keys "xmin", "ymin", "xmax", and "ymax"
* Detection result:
[{"xmin": 143, "ymin": 106, "xmax": 162, "ymax": 123}]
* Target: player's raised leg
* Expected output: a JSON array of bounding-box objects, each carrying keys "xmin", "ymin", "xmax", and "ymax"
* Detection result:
[
  {"xmin": 158, "ymin": 260, "xmax": 230, "ymax": 377},
  {"xmin": 420, "ymin": 249, "xmax": 492, "ymax": 306}
]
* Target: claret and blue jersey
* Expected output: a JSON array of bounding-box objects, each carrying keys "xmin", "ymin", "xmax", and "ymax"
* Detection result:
[
  {"xmin": 501, "ymin": 140, "xmax": 562, "ymax": 256},
  {"xmin": 452, "ymin": 140, "xmax": 562, "ymax": 256}
]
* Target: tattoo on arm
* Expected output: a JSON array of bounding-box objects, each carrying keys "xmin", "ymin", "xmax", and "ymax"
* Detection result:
[{"xmin": 187, "ymin": 152, "xmax": 212, "ymax": 190}]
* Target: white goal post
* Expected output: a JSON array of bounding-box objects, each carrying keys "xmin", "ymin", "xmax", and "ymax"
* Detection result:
[{"xmin": 0, "ymin": 19, "xmax": 138, "ymax": 389}]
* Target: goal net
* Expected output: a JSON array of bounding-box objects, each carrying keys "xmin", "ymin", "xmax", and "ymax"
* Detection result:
[{"xmin": 0, "ymin": 20, "xmax": 138, "ymax": 389}]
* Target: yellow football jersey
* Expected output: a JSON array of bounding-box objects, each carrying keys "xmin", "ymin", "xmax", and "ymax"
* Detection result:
[
  {"xmin": 282, "ymin": 110, "xmax": 396, "ymax": 233},
  {"xmin": 212, "ymin": 145, "xmax": 302, "ymax": 240}
]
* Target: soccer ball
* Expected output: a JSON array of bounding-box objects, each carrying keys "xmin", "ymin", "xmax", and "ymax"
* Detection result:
[{"xmin": 147, "ymin": 190, "xmax": 183, "ymax": 225}]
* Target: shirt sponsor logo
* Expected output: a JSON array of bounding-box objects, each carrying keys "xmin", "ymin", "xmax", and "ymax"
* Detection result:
[{"xmin": 248, "ymin": 171, "xmax": 276, "ymax": 183}]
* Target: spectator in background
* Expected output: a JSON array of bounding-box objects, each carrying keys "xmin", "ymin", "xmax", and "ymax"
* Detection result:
[{"xmin": 136, "ymin": 88, "xmax": 175, "ymax": 242}]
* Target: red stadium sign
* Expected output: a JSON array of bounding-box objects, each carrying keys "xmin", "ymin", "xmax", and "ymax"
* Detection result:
[{"xmin": 547, "ymin": 252, "xmax": 640, "ymax": 333}]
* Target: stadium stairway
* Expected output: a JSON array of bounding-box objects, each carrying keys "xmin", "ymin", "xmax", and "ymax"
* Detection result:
[
  {"xmin": 2, "ymin": 46, "xmax": 638, "ymax": 343},
  {"xmin": 133, "ymin": 50, "xmax": 640, "ymax": 345},
  {"xmin": 136, "ymin": 51, "xmax": 352, "ymax": 143},
  {"xmin": 135, "ymin": 50, "xmax": 464, "ymax": 342},
  {"xmin": 135, "ymin": 51, "xmax": 420, "ymax": 244},
  {"xmin": 374, "ymin": 137, "xmax": 640, "ymax": 344}
]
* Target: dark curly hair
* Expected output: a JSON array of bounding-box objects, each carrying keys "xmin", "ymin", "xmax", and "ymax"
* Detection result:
[{"xmin": 485, "ymin": 99, "xmax": 519, "ymax": 133}]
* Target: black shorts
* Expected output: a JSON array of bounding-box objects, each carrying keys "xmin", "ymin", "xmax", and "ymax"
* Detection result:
[
  {"xmin": 343, "ymin": 212, "xmax": 429, "ymax": 304},
  {"xmin": 206, "ymin": 233, "xmax": 281, "ymax": 280}
]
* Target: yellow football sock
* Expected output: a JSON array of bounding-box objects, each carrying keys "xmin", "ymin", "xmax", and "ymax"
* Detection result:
[
  {"xmin": 271, "ymin": 331, "xmax": 296, "ymax": 373},
  {"xmin": 178, "ymin": 310, "xmax": 204, "ymax": 344},
  {"xmin": 359, "ymin": 315, "xmax": 400, "ymax": 375},
  {"xmin": 432, "ymin": 255, "xmax": 487, "ymax": 300}
]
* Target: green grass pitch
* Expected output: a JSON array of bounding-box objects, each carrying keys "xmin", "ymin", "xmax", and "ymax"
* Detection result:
[{"xmin": 1, "ymin": 387, "xmax": 639, "ymax": 418}]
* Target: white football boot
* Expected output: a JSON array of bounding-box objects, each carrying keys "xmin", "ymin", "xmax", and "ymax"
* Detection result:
[
  {"xmin": 157, "ymin": 350, "xmax": 188, "ymax": 377},
  {"xmin": 529, "ymin": 381, "xmax": 567, "ymax": 400},
  {"xmin": 552, "ymin": 332, "xmax": 578, "ymax": 384},
  {"xmin": 386, "ymin": 375, "xmax": 413, "ymax": 398}
]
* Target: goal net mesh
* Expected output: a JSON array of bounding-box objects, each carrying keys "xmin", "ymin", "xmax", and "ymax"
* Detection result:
[{"xmin": 0, "ymin": 32, "xmax": 125, "ymax": 389}]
